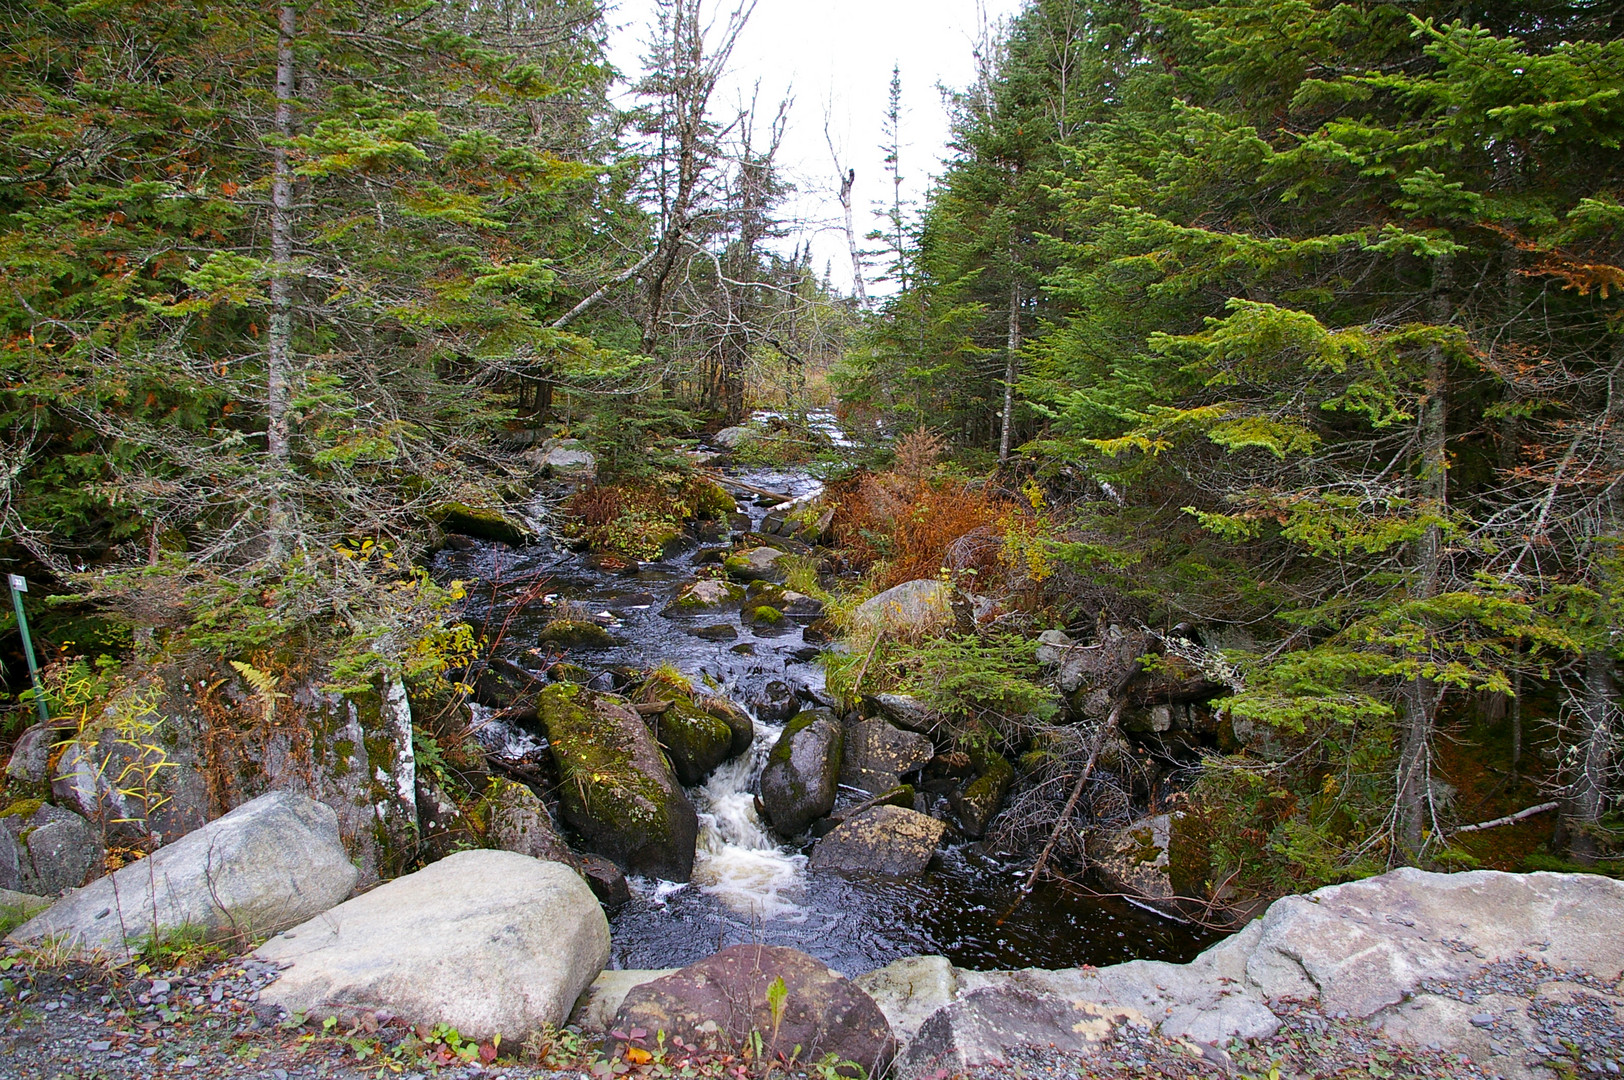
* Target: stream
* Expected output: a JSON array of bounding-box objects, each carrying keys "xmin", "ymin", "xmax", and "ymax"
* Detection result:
[{"xmin": 431, "ymin": 418, "xmax": 1219, "ymax": 975}]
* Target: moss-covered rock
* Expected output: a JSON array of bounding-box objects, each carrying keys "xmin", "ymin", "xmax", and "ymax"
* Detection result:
[
  {"xmin": 661, "ymin": 579, "xmax": 746, "ymax": 615},
  {"xmin": 700, "ymin": 695, "xmax": 757, "ymax": 758},
  {"xmin": 723, "ymin": 547, "xmax": 787, "ymax": 584},
  {"xmin": 951, "ymin": 750, "xmax": 1014, "ymax": 839},
  {"xmin": 538, "ymin": 620, "xmax": 619, "ymax": 649},
  {"xmin": 428, "ymin": 502, "xmax": 529, "ymax": 546},
  {"xmin": 759, "ymin": 709, "xmax": 843, "ymax": 838},
  {"xmin": 538, "ymin": 684, "xmax": 697, "ymax": 881},
  {"xmin": 747, "ymin": 605, "xmax": 784, "ymax": 627},
  {"xmin": 547, "ymin": 663, "xmax": 594, "ymax": 686},
  {"xmin": 647, "ymin": 697, "xmax": 735, "ymax": 787}
]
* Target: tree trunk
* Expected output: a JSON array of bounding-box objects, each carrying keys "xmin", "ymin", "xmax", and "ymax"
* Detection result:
[
  {"xmin": 266, "ymin": 0, "xmax": 297, "ymax": 555},
  {"xmin": 839, "ymin": 168, "xmax": 868, "ymax": 308},
  {"xmin": 1567, "ymin": 648, "xmax": 1617, "ymax": 863},
  {"xmin": 999, "ymin": 275, "xmax": 1020, "ymax": 464},
  {"xmin": 1397, "ymin": 256, "xmax": 1452, "ymax": 857}
]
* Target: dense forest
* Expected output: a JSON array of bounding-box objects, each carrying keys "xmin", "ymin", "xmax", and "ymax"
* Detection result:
[{"xmin": 1, "ymin": 0, "xmax": 1620, "ymax": 951}]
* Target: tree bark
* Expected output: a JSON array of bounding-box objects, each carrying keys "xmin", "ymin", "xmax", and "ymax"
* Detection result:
[
  {"xmin": 266, "ymin": 0, "xmax": 297, "ymax": 555},
  {"xmin": 1397, "ymin": 256, "xmax": 1452, "ymax": 856},
  {"xmin": 1567, "ymin": 648, "xmax": 1617, "ymax": 863},
  {"xmin": 839, "ymin": 168, "xmax": 868, "ymax": 308},
  {"xmin": 1000, "ymin": 275, "xmax": 1020, "ymax": 464}
]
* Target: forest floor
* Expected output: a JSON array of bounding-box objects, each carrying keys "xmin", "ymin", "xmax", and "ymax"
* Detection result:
[{"xmin": 0, "ymin": 944, "xmax": 1558, "ymax": 1080}]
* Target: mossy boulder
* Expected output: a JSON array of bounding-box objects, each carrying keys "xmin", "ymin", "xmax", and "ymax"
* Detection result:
[
  {"xmin": 647, "ymin": 697, "xmax": 736, "ymax": 787},
  {"xmin": 951, "ymin": 750, "xmax": 1014, "ymax": 839},
  {"xmin": 744, "ymin": 581, "xmax": 824, "ymax": 617},
  {"xmin": 539, "ymin": 620, "xmax": 619, "ymax": 649},
  {"xmin": 747, "ymin": 605, "xmax": 784, "ymax": 627},
  {"xmin": 759, "ymin": 709, "xmax": 844, "ymax": 838},
  {"xmin": 685, "ymin": 478, "xmax": 738, "ymax": 520},
  {"xmin": 548, "ymin": 662, "xmax": 594, "ymax": 686},
  {"xmin": 662, "ymin": 579, "xmax": 746, "ymax": 615},
  {"xmin": 428, "ymin": 502, "xmax": 529, "ymax": 546},
  {"xmin": 723, "ymin": 547, "xmax": 787, "ymax": 584},
  {"xmin": 687, "ymin": 695, "xmax": 755, "ymax": 758},
  {"xmin": 538, "ymin": 684, "xmax": 697, "ymax": 881}
]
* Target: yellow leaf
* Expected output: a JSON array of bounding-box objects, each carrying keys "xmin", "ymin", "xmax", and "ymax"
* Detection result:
[{"xmin": 624, "ymin": 1048, "xmax": 652, "ymax": 1065}]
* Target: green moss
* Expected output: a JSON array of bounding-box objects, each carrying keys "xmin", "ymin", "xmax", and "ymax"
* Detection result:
[
  {"xmin": 745, "ymin": 582, "xmax": 789, "ymax": 607},
  {"xmin": 750, "ymin": 605, "xmax": 784, "ymax": 626},
  {"xmin": 539, "ymin": 684, "xmax": 670, "ymax": 834},
  {"xmin": 768, "ymin": 710, "xmax": 823, "ymax": 768},
  {"xmin": 428, "ymin": 502, "xmax": 527, "ymax": 545},
  {"xmin": 0, "ymin": 799, "xmax": 44, "ymax": 821},
  {"xmin": 651, "ymin": 697, "xmax": 734, "ymax": 785},
  {"xmin": 538, "ymin": 620, "xmax": 617, "ymax": 648}
]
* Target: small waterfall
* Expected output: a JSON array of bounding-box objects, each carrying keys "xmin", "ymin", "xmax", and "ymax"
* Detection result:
[{"xmin": 689, "ymin": 720, "xmax": 807, "ymax": 919}]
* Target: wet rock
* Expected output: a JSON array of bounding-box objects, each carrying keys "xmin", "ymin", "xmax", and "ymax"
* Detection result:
[
  {"xmin": 688, "ymin": 624, "xmax": 739, "ymax": 642},
  {"xmin": 0, "ymin": 802, "xmax": 101, "ymax": 896},
  {"xmin": 662, "ymin": 579, "xmax": 746, "ymax": 614},
  {"xmin": 746, "ymin": 604, "xmax": 786, "ymax": 628},
  {"xmin": 950, "ymin": 750, "xmax": 1013, "ymax": 839},
  {"xmin": 759, "ymin": 709, "xmax": 844, "ymax": 837},
  {"xmin": 611, "ymin": 945, "xmax": 896, "ymax": 1076},
  {"xmin": 428, "ymin": 502, "xmax": 529, "ymax": 546},
  {"xmin": 646, "ymin": 697, "xmax": 737, "ymax": 786},
  {"xmin": 839, "ymin": 719, "xmax": 933, "ymax": 794},
  {"xmin": 752, "ymin": 680, "xmax": 799, "ymax": 724},
  {"xmin": 809, "ymin": 805, "xmax": 945, "ymax": 877},
  {"xmin": 898, "ymin": 987, "xmax": 1140, "ymax": 1078},
  {"xmin": 15, "ymin": 791, "xmax": 357, "ymax": 958},
  {"xmin": 414, "ymin": 772, "xmax": 474, "ymax": 860},
  {"xmin": 539, "ymin": 684, "xmax": 698, "ymax": 881},
  {"xmin": 538, "ymin": 619, "xmax": 619, "ymax": 649},
  {"xmin": 870, "ymin": 693, "xmax": 941, "ymax": 734},
  {"xmin": 699, "ymin": 695, "xmax": 757, "ymax": 757},
  {"xmin": 548, "ymin": 662, "xmax": 594, "ymax": 686},
  {"xmin": 578, "ymin": 854, "xmax": 631, "ymax": 909},
  {"xmin": 851, "ymin": 580, "xmax": 954, "ymax": 638},
  {"xmin": 746, "ymin": 581, "xmax": 826, "ymax": 617},
  {"xmin": 4, "ymin": 722, "xmax": 59, "ymax": 786},
  {"xmin": 724, "ymin": 546, "xmax": 788, "ymax": 584},
  {"xmin": 259, "ymin": 850, "xmax": 608, "ymax": 1043},
  {"xmin": 484, "ymin": 778, "xmax": 575, "ymax": 865},
  {"xmin": 1092, "ymin": 813, "xmax": 1176, "ymax": 911}
]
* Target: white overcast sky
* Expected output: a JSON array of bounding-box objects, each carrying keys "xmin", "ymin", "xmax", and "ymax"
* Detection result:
[{"xmin": 603, "ymin": 0, "xmax": 1027, "ymax": 295}]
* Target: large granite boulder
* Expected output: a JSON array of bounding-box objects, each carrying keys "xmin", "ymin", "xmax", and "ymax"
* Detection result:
[
  {"xmin": 853, "ymin": 955, "xmax": 960, "ymax": 1044},
  {"xmin": 950, "ymin": 749, "xmax": 1013, "ymax": 839},
  {"xmin": 0, "ymin": 802, "xmax": 101, "ymax": 896},
  {"xmin": 850, "ymin": 580, "xmax": 954, "ymax": 639},
  {"xmin": 751, "ymin": 680, "xmax": 800, "ymax": 725},
  {"xmin": 428, "ymin": 502, "xmax": 529, "ymax": 546},
  {"xmin": 759, "ymin": 709, "xmax": 844, "ymax": 837},
  {"xmin": 869, "ymin": 693, "xmax": 941, "ymax": 734},
  {"xmin": 611, "ymin": 945, "xmax": 896, "ymax": 1076},
  {"xmin": 1091, "ymin": 813, "xmax": 1177, "ymax": 912},
  {"xmin": 258, "ymin": 850, "xmax": 608, "ymax": 1043},
  {"xmin": 919, "ymin": 867, "xmax": 1624, "ymax": 1072},
  {"xmin": 539, "ymin": 683, "xmax": 698, "ymax": 881},
  {"xmin": 13, "ymin": 791, "xmax": 357, "ymax": 958},
  {"xmin": 809, "ymin": 805, "xmax": 945, "ymax": 877}
]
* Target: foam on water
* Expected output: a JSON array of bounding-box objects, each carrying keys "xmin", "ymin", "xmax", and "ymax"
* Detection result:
[{"xmin": 690, "ymin": 720, "xmax": 807, "ymax": 919}]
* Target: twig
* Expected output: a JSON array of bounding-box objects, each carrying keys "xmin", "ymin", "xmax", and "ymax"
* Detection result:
[
  {"xmin": 1452, "ymin": 801, "xmax": 1560, "ymax": 834},
  {"xmin": 999, "ymin": 695, "xmax": 1125, "ymax": 924},
  {"xmin": 849, "ymin": 629, "xmax": 885, "ymax": 703}
]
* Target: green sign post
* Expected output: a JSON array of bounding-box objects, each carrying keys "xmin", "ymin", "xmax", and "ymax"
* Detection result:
[{"xmin": 8, "ymin": 573, "xmax": 49, "ymax": 725}]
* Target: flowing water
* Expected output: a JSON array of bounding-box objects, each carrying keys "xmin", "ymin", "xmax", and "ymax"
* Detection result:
[{"xmin": 433, "ymin": 416, "xmax": 1220, "ymax": 975}]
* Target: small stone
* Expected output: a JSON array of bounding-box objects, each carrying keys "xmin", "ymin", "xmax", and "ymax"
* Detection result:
[
  {"xmin": 1471, "ymin": 1012, "xmax": 1495, "ymax": 1027},
  {"xmin": 149, "ymin": 980, "xmax": 171, "ymax": 994},
  {"xmin": 88, "ymin": 1041, "xmax": 112, "ymax": 1052}
]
